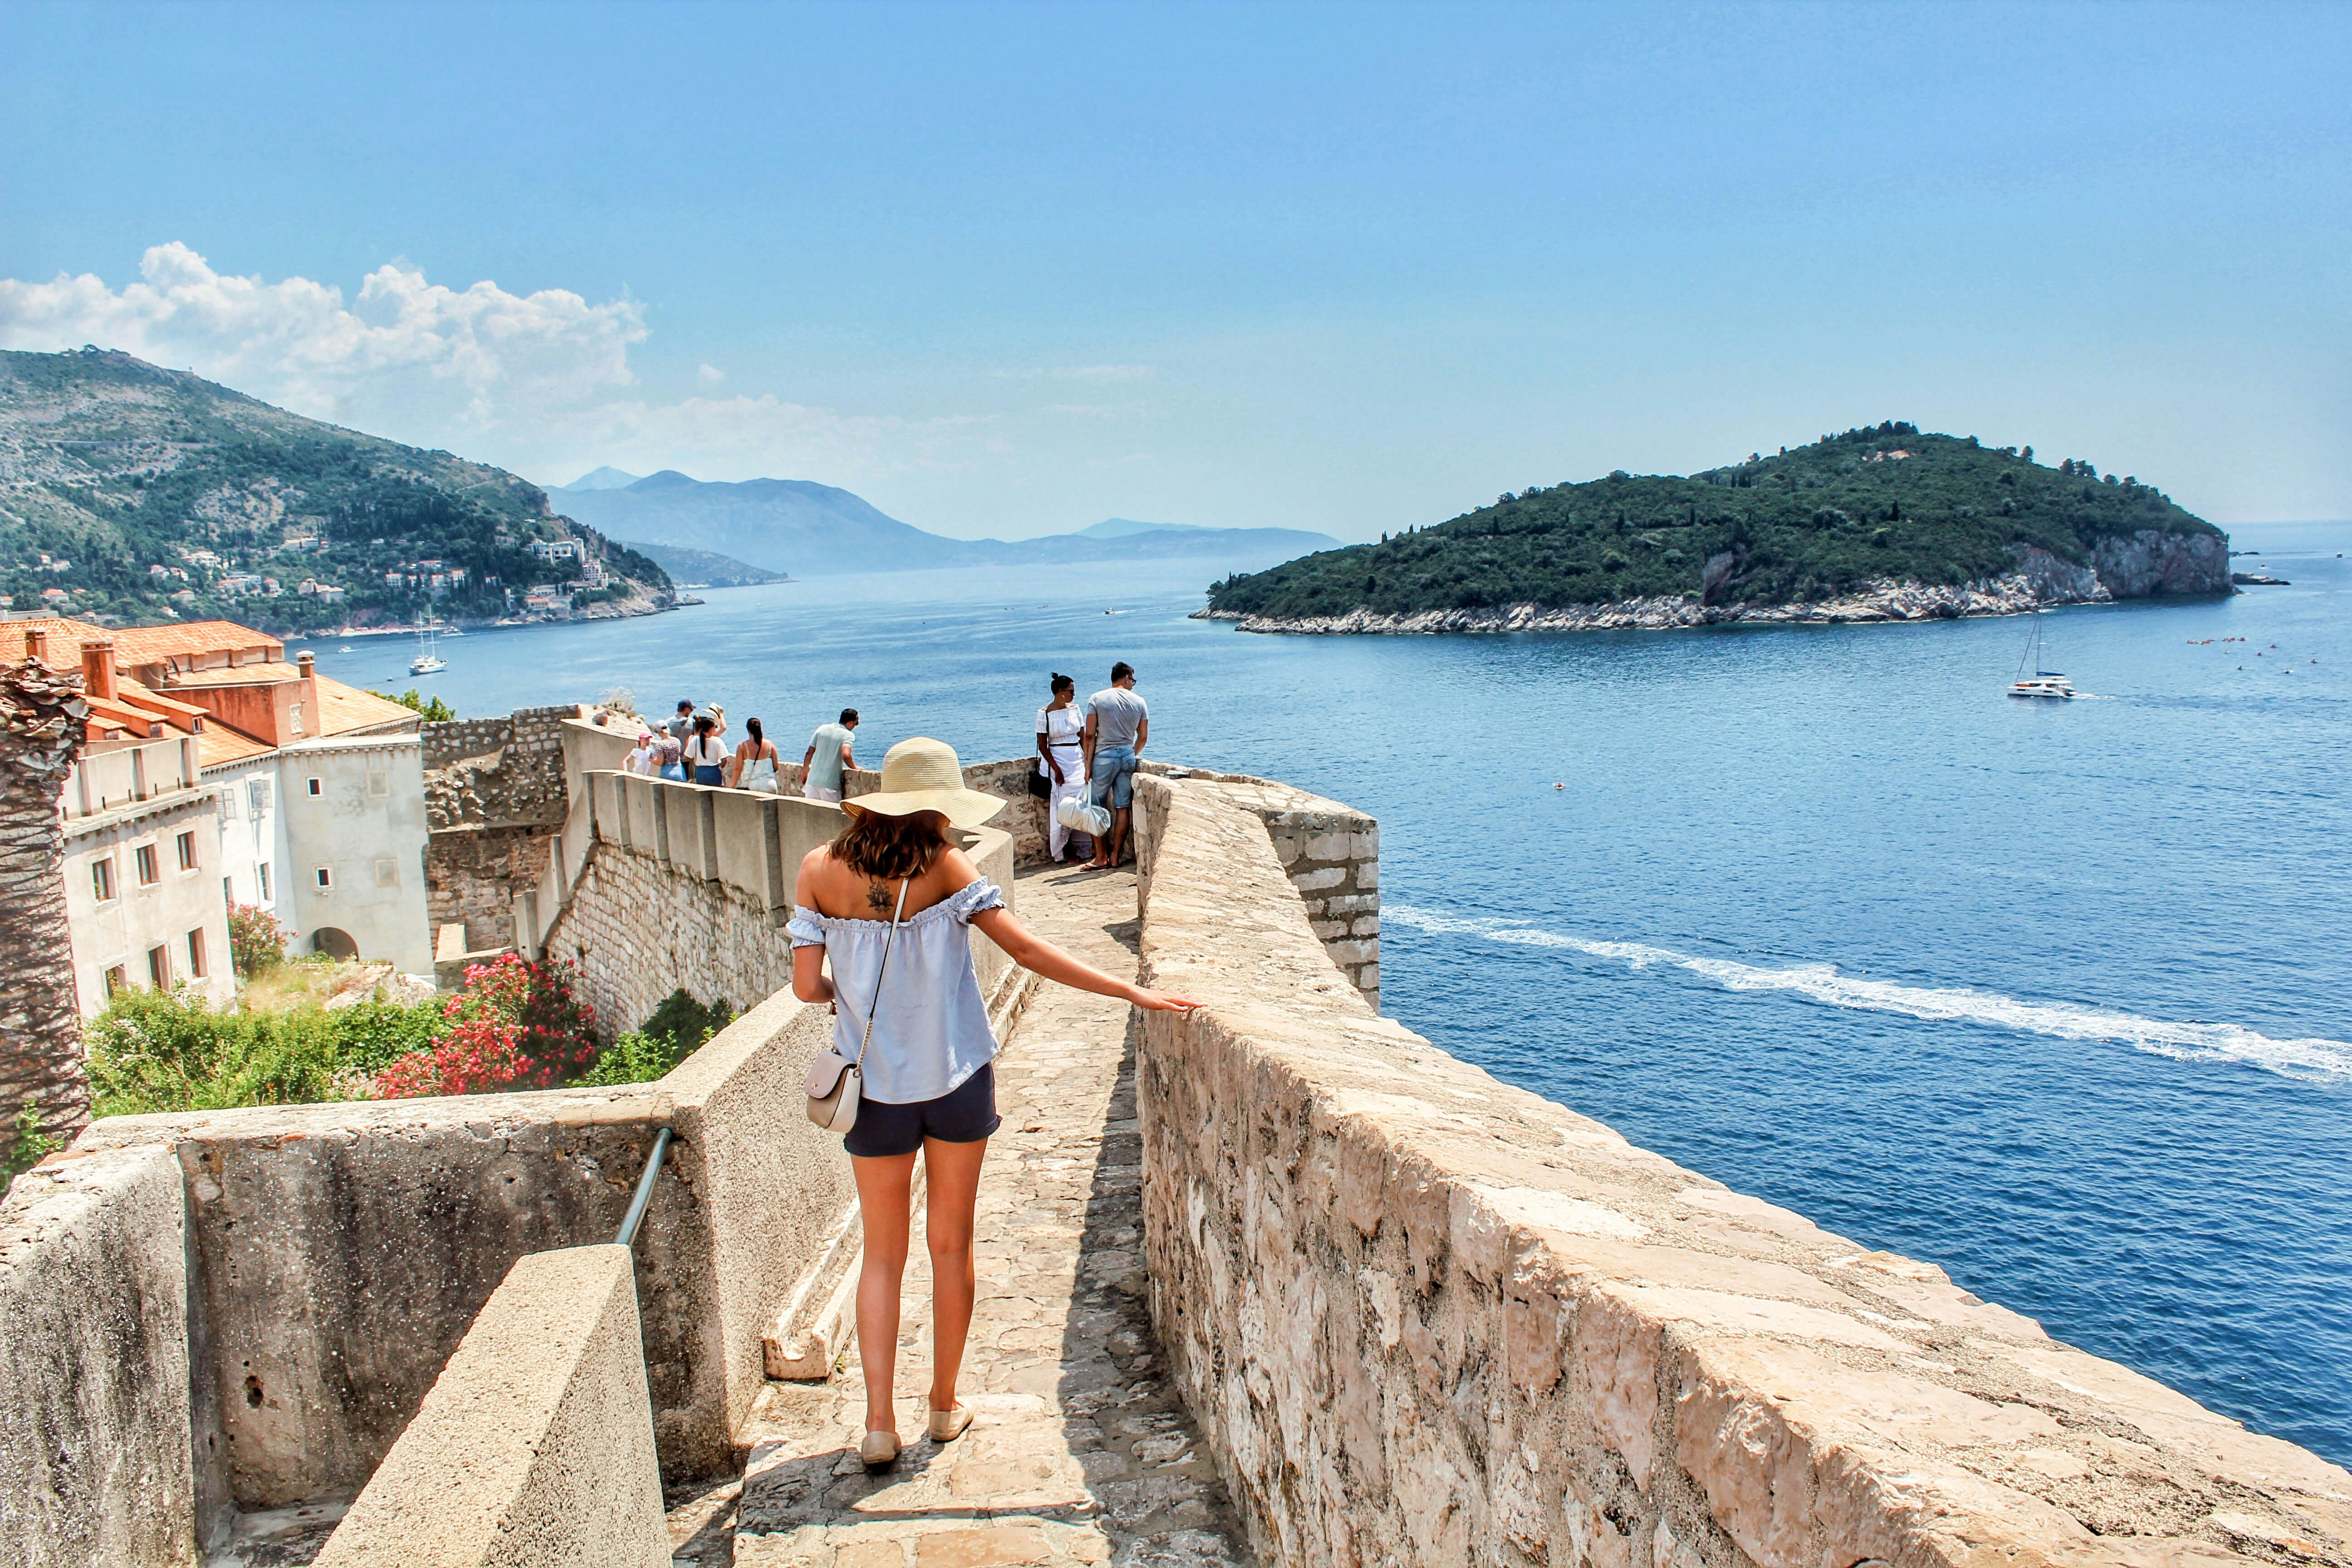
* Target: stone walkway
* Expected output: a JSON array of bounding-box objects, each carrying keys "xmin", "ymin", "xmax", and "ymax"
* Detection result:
[{"xmin": 697, "ymin": 863, "xmax": 1252, "ymax": 1568}]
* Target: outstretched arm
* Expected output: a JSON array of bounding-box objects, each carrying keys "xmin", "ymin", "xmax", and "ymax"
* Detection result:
[{"xmin": 970, "ymin": 905, "xmax": 1196, "ymax": 1012}]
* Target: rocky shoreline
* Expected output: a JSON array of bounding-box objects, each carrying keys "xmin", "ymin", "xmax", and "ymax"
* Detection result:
[{"xmin": 1199, "ymin": 530, "xmax": 2233, "ymax": 636}]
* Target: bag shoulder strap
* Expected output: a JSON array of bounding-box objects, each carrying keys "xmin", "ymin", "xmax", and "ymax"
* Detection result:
[{"xmin": 853, "ymin": 878, "xmax": 910, "ymax": 1070}]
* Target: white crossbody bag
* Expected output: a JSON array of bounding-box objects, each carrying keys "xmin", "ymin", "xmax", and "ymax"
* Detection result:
[{"xmin": 804, "ymin": 878, "xmax": 908, "ymax": 1132}]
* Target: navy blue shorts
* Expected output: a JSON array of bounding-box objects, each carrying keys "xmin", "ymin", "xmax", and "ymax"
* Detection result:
[{"xmin": 843, "ymin": 1063, "xmax": 1001, "ymax": 1158}]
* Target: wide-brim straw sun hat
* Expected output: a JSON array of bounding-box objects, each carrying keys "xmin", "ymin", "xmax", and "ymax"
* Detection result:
[{"xmin": 844, "ymin": 737, "xmax": 1006, "ymax": 829}]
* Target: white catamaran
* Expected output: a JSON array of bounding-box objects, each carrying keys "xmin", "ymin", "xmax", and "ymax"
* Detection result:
[{"xmin": 2008, "ymin": 611, "xmax": 2073, "ymax": 699}]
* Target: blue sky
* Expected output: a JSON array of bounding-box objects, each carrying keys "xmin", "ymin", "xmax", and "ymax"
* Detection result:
[{"xmin": 3, "ymin": 1, "xmax": 2346, "ymax": 539}]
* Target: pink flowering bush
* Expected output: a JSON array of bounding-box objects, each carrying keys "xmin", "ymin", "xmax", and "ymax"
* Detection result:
[{"xmin": 372, "ymin": 955, "xmax": 598, "ymax": 1098}]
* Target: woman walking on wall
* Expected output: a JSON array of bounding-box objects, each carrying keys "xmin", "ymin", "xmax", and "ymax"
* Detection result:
[
  {"xmin": 789, "ymin": 737, "xmax": 1196, "ymax": 1469},
  {"xmin": 686, "ymin": 714, "xmax": 729, "ymax": 786},
  {"xmin": 1034, "ymin": 672, "xmax": 1089, "ymax": 863}
]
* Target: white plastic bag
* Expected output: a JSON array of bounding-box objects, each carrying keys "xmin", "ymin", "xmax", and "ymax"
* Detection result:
[{"xmin": 1057, "ymin": 794, "xmax": 1112, "ymax": 837}]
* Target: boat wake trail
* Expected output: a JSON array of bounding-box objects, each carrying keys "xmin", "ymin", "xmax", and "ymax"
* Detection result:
[{"xmin": 1385, "ymin": 905, "xmax": 2352, "ymax": 1084}]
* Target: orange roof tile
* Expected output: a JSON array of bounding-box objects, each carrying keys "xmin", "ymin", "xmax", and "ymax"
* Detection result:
[
  {"xmin": 6, "ymin": 617, "xmax": 282, "ymax": 669},
  {"xmin": 198, "ymin": 725, "xmax": 275, "ymax": 769},
  {"xmin": 164, "ymin": 661, "xmax": 304, "ymax": 688},
  {"xmin": 315, "ymin": 677, "xmax": 420, "ymax": 738}
]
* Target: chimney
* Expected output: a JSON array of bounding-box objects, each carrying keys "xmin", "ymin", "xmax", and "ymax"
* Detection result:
[
  {"xmin": 24, "ymin": 628, "xmax": 48, "ymax": 662},
  {"xmin": 80, "ymin": 639, "xmax": 118, "ymax": 701},
  {"xmin": 298, "ymin": 651, "xmax": 316, "ymax": 680}
]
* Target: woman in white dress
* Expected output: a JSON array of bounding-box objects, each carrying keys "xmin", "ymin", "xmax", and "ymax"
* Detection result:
[
  {"xmin": 1034, "ymin": 673, "xmax": 1089, "ymax": 863},
  {"xmin": 733, "ymin": 716, "xmax": 782, "ymax": 792}
]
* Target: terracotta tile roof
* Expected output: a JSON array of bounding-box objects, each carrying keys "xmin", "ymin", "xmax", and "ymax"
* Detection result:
[
  {"xmin": 198, "ymin": 725, "xmax": 276, "ymax": 769},
  {"xmin": 83, "ymin": 692, "xmax": 186, "ymax": 739},
  {"xmin": 6, "ymin": 617, "xmax": 282, "ymax": 667},
  {"xmin": 164, "ymin": 661, "xmax": 305, "ymax": 687},
  {"xmin": 315, "ymin": 677, "xmax": 420, "ymax": 738}
]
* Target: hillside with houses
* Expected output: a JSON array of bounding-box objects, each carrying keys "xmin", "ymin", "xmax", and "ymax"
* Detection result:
[{"xmin": 0, "ymin": 347, "xmax": 673, "ymax": 635}]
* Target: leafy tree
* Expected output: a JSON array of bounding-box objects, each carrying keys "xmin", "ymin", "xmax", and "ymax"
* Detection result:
[{"xmin": 228, "ymin": 903, "xmax": 290, "ymax": 977}]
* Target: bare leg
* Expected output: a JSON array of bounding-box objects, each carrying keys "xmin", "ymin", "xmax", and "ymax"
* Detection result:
[
  {"xmin": 850, "ymin": 1151, "xmax": 919, "ymax": 1438},
  {"xmin": 1109, "ymin": 805, "xmax": 1133, "ymax": 866},
  {"xmin": 922, "ymin": 1135, "xmax": 990, "ymax": 1413}
]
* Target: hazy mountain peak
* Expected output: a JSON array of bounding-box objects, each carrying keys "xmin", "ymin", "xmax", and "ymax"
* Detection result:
[
  {"xmin": 560, "ymin": 465, "xmax": 645, "ymax": 491},
  {"xmin": 1075, "ymin": 517, "xmax": 1208, "ymax": 539}
]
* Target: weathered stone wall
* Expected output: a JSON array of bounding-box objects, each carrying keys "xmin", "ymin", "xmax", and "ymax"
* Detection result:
[
  {"xmin": 312, "ymin": 1245, "xmax": 670, "ymax": 1568},
  {"xmin": 1132, "ymin": 777, "xmax": 2352, "ymax": 1568},
  {"xmin": 0, "ymin": 1144, "xmax": 198, "ymax": 1567},
  {"xmin": 69, "ymin": 983, "xmax": 862, "ymax": 1509},
  {"xmin": 425, "ymin": 825, "xmax": 549, "ymax": 954},
  {"xmin": 529, "ymin": 769, "xmax": 1019, "ymax": 1040},
  {"xmin": 1134, "ymin": 767, "xmax": 1380, "ymax": 1006}
]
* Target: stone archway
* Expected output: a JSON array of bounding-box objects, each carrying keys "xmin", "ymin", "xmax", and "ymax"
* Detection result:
[{"xmin": 310, "ymin": 926, "xmax": 359, "ymax": 960}]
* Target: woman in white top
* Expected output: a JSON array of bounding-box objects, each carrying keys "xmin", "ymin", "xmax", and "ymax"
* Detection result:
[
  {"xmin": 789, "ymin": 738, "xmax": 1196, "ymax": 1471},
  {"xmin": 731, "ymin": 716, "xmax": 781, "ymax": 792},
  {"xmin": 1034, "ymin": 672, "xmax": 1090, "ymax": 862},
  {"xmin": 686, "ymin": 714, "xmax": 730, "ymax": 785},
  {"xmin": 625, "ymin": 731, "xmax": 657, "ymax": 776}
]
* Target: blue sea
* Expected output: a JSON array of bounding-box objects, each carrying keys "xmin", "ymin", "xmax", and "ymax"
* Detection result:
[{"xmin": 388, "ymin": 523, "xmax": 2352, "ymax": 1464}]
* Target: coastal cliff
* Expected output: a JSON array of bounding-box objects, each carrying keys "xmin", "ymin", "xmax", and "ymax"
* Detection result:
[{"xmin": 1202, "ymin": 530, "xmax": 2233, "ymax": 634}]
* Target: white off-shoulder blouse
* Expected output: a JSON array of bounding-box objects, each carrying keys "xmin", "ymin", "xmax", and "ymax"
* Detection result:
[{"xmin": 785, "ymin": 877, "xmax": 1005, "ymax": 1104}]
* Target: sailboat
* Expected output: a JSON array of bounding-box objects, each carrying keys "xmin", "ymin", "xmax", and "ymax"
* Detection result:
[
  {"xmin": 408, "ymin": 615, "xmax": 447, "ymax": 676},
  {"xmin": 2007, "ymin": 611, "xmax": 2072, "ymax": 699}
]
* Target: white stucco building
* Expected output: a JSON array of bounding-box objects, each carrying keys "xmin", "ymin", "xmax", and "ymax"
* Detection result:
[{"xmin": 20, "ymin": 618, "xmax": 432, "ymax": 1012}]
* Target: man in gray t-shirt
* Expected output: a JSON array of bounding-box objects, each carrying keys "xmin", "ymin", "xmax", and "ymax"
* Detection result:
[
  {"xmin": 1081, "ymin": 663, "xmax": 1148, "ymax": 868},
  {"xmin": 802, "ymin": 707, "xmax": 860, "ymax": 804}
]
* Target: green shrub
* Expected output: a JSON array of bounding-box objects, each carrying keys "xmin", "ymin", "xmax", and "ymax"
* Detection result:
[
  {"xmin": 639, "ymin": 989, "xmax": 732, "ymax": 1057},
  {"xmin": 576, "ymin": 1031, "xmax": 690, "ymax": 1088},
  {"xmin": 86, "ymin": 989, "xmax": 349, "ymax": 1116},
  {"xmin": 2, "ymin": 1100, "xmax": 60, "ymax": 1185}
]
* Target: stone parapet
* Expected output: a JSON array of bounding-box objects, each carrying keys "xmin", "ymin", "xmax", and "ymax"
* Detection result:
[
  {"xmin": 69, "ymin": 985, "xmax": 857, "ymax": 1512},
  {"xmin": 1132, "ymin": 778, "xmax": 2352, "ymax": 1568},
  {"xmin": 0, "ymin": 1143, "xmax": 198, "ymax": 1567},
  {"xmin": 1133, "ymin": 766, "xmax": 1380, "ymax": 1007},
  {"xmin": 312, "ymin": 1245, "xmax": 669, "ymax": 1568}
]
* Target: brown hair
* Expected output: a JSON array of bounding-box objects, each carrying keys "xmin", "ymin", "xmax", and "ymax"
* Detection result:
[{"xmin": 829, "ymin": 805, "xmax": 947, "ymax": 882}]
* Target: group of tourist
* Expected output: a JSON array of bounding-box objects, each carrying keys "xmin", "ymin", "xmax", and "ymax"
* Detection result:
[
  {"xmin": 621, "ymin": 700, "xmax": 861, "ymax": 802},
  {"xmin": 1035, "ymin": 661, "xmax": 1148, "ymax": 869},
  {"xmin": 615, "ymin": 662, "xmax": 1149, "ymax": 870}
]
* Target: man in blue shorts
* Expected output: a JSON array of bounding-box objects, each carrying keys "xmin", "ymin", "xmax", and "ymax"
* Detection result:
[{"xmin": 1081, "ymin": 662, "xmax": 1148, "ymax": 869}]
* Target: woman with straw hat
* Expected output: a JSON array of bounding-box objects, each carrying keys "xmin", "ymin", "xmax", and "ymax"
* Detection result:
[{"xmin": 788, "ymin": 736, "xmax": 1198, "ymax": 1470}]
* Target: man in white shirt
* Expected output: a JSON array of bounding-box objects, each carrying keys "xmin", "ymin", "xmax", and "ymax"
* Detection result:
[{"xmin": 1081, "ymin": 662, "xmax": 1148, "ymax": 869}]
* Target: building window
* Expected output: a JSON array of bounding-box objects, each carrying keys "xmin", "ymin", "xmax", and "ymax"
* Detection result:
[
  {"xmin": 177, "ymin": 831, "xmax": 198, "ymax": 871},
  {"xmin": 314, "ymin": 866, "xmax": 332, "ymax": 889},
  {"xmin": 307, "ymin": 777, "xmax": 323, "ymax": 797},
  {"xmin": 105, "ymin": 964, "xmax": 128, "ymax": 996},
  {"xmin": 248, "ymin": 777, "xmax": 272, "ymax": 815},
  {"xmin": 368, "ymin": 770, "xmax": 389, "ymax": 798},
  {"xmin": 92, "ymin": 858, "xmax": 116, "ymax": 902},
  {"xmin": 187, "ymin": 928, "xmax": 208, "ymax": 979},
  {"xmin": 147, "ymin": 945, "xmax": 171, "ymax": 988},
  {"xmin": 259, "ymin": 863, "xmax": 272, "ymax": 900},
  {"xmin": 223, "ymin": 876, "xmax": 233, "ymax": 906},
  {"xmin": 135, "ymin": 844, "xmax": 160, "ymax": 886},
  {"xmin": 374, "ymin": 857, "xmax": 399, "ymax": 889}
]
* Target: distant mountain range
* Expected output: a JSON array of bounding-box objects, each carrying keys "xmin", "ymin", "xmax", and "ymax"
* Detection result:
[{"xmin": 551, "ymin": 470, "xmax": 1341, "ymax": 577}]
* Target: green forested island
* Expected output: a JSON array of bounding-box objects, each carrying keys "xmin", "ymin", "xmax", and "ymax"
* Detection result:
[
  {"xmin": 1204, "ymin": 423, "xmax": 2231, "ymax": 632},
  {"xmin": 0, "ymin": 348, "xmax": 671, "ymax": 634}
]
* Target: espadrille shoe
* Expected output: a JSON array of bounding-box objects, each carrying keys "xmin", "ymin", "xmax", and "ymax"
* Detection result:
[
  {"xmin": 859, "ymin": 1430, "xmax": 900, "ymax": 1469},
  {"xmin": 926, "ymin": 1405, "xmax": 972, "ymax": 1443}
]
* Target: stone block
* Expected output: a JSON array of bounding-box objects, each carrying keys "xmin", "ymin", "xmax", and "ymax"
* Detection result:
[
  {"xmin": 1290, "ymin": 866, "xmax": 1348, "ymax": 892},
  {"xmin": 1355, "ymin": 860, "xmax": 1379, "ymax": 889},
  {"xmin": 1351, "ymin": 915, "xmax": 1380, "ymax": 937},
  {"xmin": 312, "ymin": 1245, "xmax": 669, "ymax": 1568},
  {"xmin": 1324, "ymin": 938, "xmax": 1377, "ymax": 965},
  {"xmin": 0, "ymin": 1144, "xmax": 197, "ymax": 1568}
]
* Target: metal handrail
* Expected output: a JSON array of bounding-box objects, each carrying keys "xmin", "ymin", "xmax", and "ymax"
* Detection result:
[{"xmin": 614, "ymin": 1126, "xmax": 673, "ymax": 1248}]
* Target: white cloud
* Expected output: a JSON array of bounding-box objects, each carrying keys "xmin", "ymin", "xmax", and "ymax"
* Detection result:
[
  {"xmin": 0, "ymin": 245, "xmax": 1083, "ymax": 505},
  {"xmin": 0, "ymin": 243, "xmax": 645, "ymax": 436}
]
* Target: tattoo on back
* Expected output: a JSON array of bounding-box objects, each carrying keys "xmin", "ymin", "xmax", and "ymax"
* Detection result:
[{"xmin": 867, "ymin": 880, "xmax": 892, "ymax": 913}]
